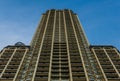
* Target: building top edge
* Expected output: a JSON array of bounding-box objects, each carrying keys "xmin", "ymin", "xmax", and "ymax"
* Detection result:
[
  {"xmin": 42, "ymin": 9, "xmax": 75, "ymax": 15},
  {"xmin": 5, "ymin": 45, "xmax": 30, "ymax": 48},
  {"xmin": 90, "ymin": 45, "xmax": 115, "ymax": 48}
]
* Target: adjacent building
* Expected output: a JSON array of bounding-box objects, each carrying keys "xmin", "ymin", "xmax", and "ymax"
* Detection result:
[{"xmin": 0, "ymin": 9, "xmax": 120, "ymax": 81}]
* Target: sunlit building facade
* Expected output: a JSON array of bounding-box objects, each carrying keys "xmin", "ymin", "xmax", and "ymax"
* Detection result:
[{"xmin": 0, "ymin": 9, "xmax": 120, "ymax": 81}]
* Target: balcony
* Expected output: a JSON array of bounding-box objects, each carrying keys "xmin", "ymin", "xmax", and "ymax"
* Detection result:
[
  {"xmin": 72, "ymin": 68, "xmax": 84, "ymax": 72},
  {"xmin": 34, "ymin": 77, "xmax": 48, "ymax": 81},
  {"xmin": 37, "ymin": 68, "xmax": 49, "ymax": 72},
  {"xmin": 36, "ymin": 73, "xmax": 48, "ymax": 76},
  {"xmin": 73, "ymin": 77, "xmax": 86, "ymax": 81},
  {"xmin": 108, "ymin": 78, "xmax": 120, "ymax": 81},
  {"xmin": 2, "ymin": 73, "xmax": 15, "ymax": 79},
  {"xmin": 0, "ymin": 78, "xmax": 13, "ymax": 81},
  {"xmin": 106, "ymin": 73, "xmax": 119, "ymax": 78}
]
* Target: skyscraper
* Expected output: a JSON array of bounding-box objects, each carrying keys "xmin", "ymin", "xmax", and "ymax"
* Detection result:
[{"xmin": 0, "ymin": 9, "xmax": 120, "ymax": 81}]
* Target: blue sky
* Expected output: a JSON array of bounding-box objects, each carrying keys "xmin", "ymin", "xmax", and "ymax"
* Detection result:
[{"xmin": 0, "ymin": 0, "xmax": 120, "ymax": 50}]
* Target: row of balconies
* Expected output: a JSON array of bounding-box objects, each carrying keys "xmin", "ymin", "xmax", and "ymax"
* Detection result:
[
  {"xmin": 72, "ymin": 68, "xmax": 84, "ymax": 72},
  {"xmin": 107, "ymin": 54, "xmax": 118, "ymax": 57},
  {"xmin": 54, "ymin": 45, "xmax": 66, "ymax": 47},
  {"xmin": 0, "ymin": 58, "xmax": 9, "ymax": 61},
  {"xmin": 14, "ymin": 52, "xmax": 25, "ymax": 54},
  {"xmin": 41, "ymin": 48, "xmax": 51, "ymax": 51},
  {"xmin": 69, "ymin": 48, "xmax": 79, "ymax": 51},
  {"xmin": 70, "ymin": 54, "xmax": 82, "ymax": 57},
  {"xmin": 97, "ymin": 56, "xmax": 108, "ymax": 59},
  {"xmin": 39, "ymin": 56, "xmax": 50, "ymax": 59},
  {"xmin": 105, "ymin": 73, "xmax": 119, "ymax": 78},
  {"xmin": 53, "ymin": 55, "xmax": 67, "ymax": 58},
  {"xmin": 112, "ymin": 62, "xmax": 120, "ymax": 65},
  {"xmin": 70, "ymin": 56, "xmax": 81, "ymax": 58},
  {"xmin": 4, "ymin": 69, "xmax": 17, "ymax": 73},
  {"xmin": 3, "ymin": 49, "xmax": 14, "ymax": 52},
  {"xmin": 52, "ymin": 62, "xmax": 68, "ymax": 64},
  {"xmin": 52, "ymin": 61, "xmax": 68, "ymax": 63},
  {"xmin": 37, "ymin": 68, "xmax": 49, "ymax": 72},
  {"xmin": 72, "ymin": 73, "xmax": 85, "ymax": 77},
  {"xmin": 41, "ymin": 46, "xmax": 51, "ymax": 49},
  {"xmin": 0, "ymin": 61, "xmax": 8, "ymax": 65},
  {"xmin": 117, "ymin": 69, "xmax": 120, "ymax": 72},
  {"xmin": 94, "ymin": 51, "xmax": 105, "ymax": 54},
  {"xmin": 115, "ymin": 65, "xmax": 120, "ymax": 68},
  {"xmin": 70, "ymin": 58, "xmax": 81, "ymax": 62},
  {"xmin": 39, "ymin": 57, "xmax": 50, "ymax": 60},
  {"xmin": 0, "ymin": 65, "xmax": 5, "ymax": 69},
  {"xmin": 52, "ymin": 55, "xmax": 67, "ymax": 57},
  {"xmin": 105, "ymin": 50, "xmax": 116, "ymax": 52},
  {"xmin": 5, "ymin": 58, "xmax": 22, "ymax": 64},
  {"xmin": 0, "ymin": 55, "xmax": 12, "ymax": 58},
  {"xmin": 38, "ymin": 62, "xmax": 50, "ymax": 64},
  {"xmin": 12, "ymin": 57, "xmax": 22, "ymax": 60},
  {"xmin": 52, "ymin": 59, "xmax": 68, "ymax": 62},
  {"xmin": 57, "ymin": 65, "xmax": 68, "ymax": 68},
  {"xmin": 36, "ymin": 73, "xmax": 48, "ymax": 76},
  {"xmin": 41, "ymin": 47, "xmax": 52, "ymax": 50},
  {"xmin": 44, "ymin": 36, "xmax": 52, "ymax": 39},
  {"xmin": 53, "ymin": 52, "xmax": 67, "ymax": 54},
  {"xmin": 54, "ymin": 42, "xmax": 66, "ymax": 45},
  {"xmin": 104, "ymin": 69, "xmax": 116, "ymax": 73},
  {"xmin": 9, "ymin": 61, "xmax": 20, "ymax": 65},
  {"xmin": 41, "ymin": 49, "xmax": 51, "ymax": 53},
  {"xmin": 34, "ymin": 77, "xmax": 48, "ymax": 81},
  {"xmin": 96, "ymin": 55, "xmax": 107, "ymax": 58},
  {"xmin": 1, "ymin": 53, "xmax": 13, "ymax": 56},
  {"xmin": 52, "ymin": 63, "xmax": 68, "ymax": 66},
  {"xmin": 101, "ymin": 65, "xmax": 114, "ymax": 69},
  {"xmin": 110, "ymin": 58, "xmax": 120, "ymax": 61},
  {"xmin": 51, "ymin": 75, "xmax": 69, "ymax": 78},
  {"xmin": 12, "ymin": 56, "xmax": 23, "ymax": 58},
  {"xmin": 38, "ymin": 63, "xmax": 49, "ymax": 66},
  {"xmin": 54, "ymin": 42, "xmax": 66, "ymax": 44},
  {"xmin": 40, "ymin": 51, "xmax": 51, "ymax": 54},
  {"xmin": 100, "ymin": 62, "xmax": 111, "ymax": 65},
  {"xmin": 100, "ymin": 62, "xmax": 111, "ymax": 66},
  {"xmin": 11, "ymin": 59, "xmax": 22, "ymax": 62},
  {"xmin": 15, "ymin": 49, "xmax": 26, "ymax": 52},
  {"xmin": 7, "ymin": 65, "xmax": 19, "ymax": 69},
  {"xmin": 103, "ymin": 69, "xmax": 118, "ymax": 78},
  {"xmin": 1, "ymin": 52, "xmax": 12, "ymax": 55},
  {"xmin": 53, "ymin": 46, "xmax": 66, "ymax": 49},
  {"xmin": 98, "ymin": 58, "xmax": 110, "ymax": 60},
  {"xmin": 52, "ymin": 67, "xmax": 68, "ymax": 69},
  {"xmin": 53, "ymin": 53, "xmax": 67, "ymax": 55},
  {"xmin": 1, "ymin": 73, "xmax": 15, "ymax": 78},
  {"xmin": 53, "ymin": 47, "xmax": 67, "ymax": 50},
  {"xmin": 53, "ymin": 50, "xmax": 67, "ymax": 52},
  {"xmin": 52, "ymin": 57, "xmax": 68, "ymax": 60},
  {"xmin": 40, "ymin": 54, "xmax": 50, "ymax": 56},
  {"xmin": 71, "ymin": 63, "xmax": 82, "ymax": 67},
  {"xmin": 108, "ymin": 56, "xmax": 119, "ymax": 59},
  {"xmin": 52, "ymin": 56, "xmax": 68, "ymax": 59},
  {"xmin": 107, "ymin": 52, "xmax": 119, "ymax": 58},
  {"xmin": 39, "ymin": 60, "xmax": 50, "ymax": 63},
  {"xmin": 73, "ymin": 77, "xmax": 86, "ymax": 81},
  {"xmin": 108, "ymin": 78, "xmax": 120, "ymax": 81},
  {"xmin": 100, "ymin": 61, "xmax": 111, "ymax": 65},
  {"xmin": 0, "ymin": 69, "xmax": 3, "ymax": 73},
  {"xmin": 52, "ymin": 70, "xmax": 69, "ymax": 73}
]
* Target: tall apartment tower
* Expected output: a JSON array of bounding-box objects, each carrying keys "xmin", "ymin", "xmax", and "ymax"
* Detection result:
[{"xmin": 0, "ymin": 9, "xmax": 120, "ymax": 81}]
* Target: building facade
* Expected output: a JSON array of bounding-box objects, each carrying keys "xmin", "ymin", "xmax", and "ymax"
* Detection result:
[{"xmin": 0, "ymin": 9, "xmax": 120, "ymax": 81}]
